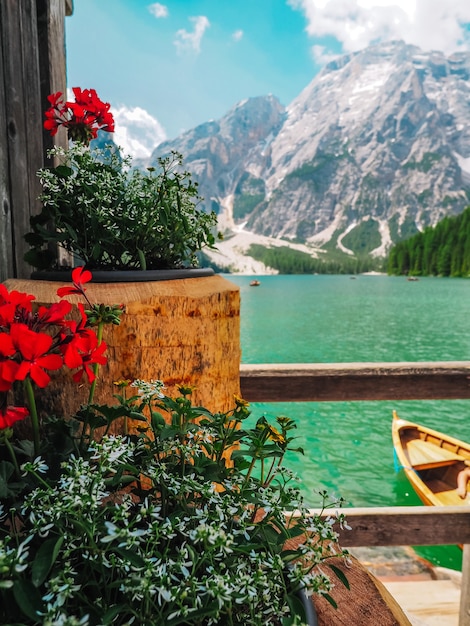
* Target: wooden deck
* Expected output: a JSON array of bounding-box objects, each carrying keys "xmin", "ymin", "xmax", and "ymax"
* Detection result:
[
  {"xmin": 353, "ymin": 547, "xmax": 461, "ymax": 626},
  {"xmin": 383, "ymin": 578, "xmax": 460, "ymax": 626}
]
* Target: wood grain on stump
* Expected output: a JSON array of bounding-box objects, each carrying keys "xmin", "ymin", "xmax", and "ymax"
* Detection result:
[{"xmin": 313, "ymin": 555, "xmax": 413, "ymax": 625}]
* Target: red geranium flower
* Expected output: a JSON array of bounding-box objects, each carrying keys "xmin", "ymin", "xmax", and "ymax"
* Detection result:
[
  {"xmin": 0, "ymin": 405, "xmax": 29, "ymax": 430},
  {"xmin": 11, "ymin": 324, "xmax": 63, "ymax": 388},
  {"xmin": 0, "ymin": 333, "xmax": 19, "ymax": 392},
  {"xmin": 43, "ymin": 92, "xmax": 67, "ymax": 136},
  {"xmin": 36, "ymin": 299, "xmax": 73, "ymax": 326},
  {"xmin": 72, "ymin": 338, "xmax": 108, "ymax": 384},
  {"xmin": 61, "ymin": 303, "xmax": 97, "ymax": 369},
  {"xmin": 43, "ymin": 88, "xmax": 115, "ymax": 145},
  {"xmin": 0, "ymin": 284, "xmax": 35, "ymax": 325},
  {"xmin": 57, "ymin": 267, "xmax": 92, "ymax": 298}
]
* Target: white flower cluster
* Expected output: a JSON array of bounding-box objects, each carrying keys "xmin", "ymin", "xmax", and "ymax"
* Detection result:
[
  {"xmin": 130, "ymin": 379, "xmax": 165, "ymax": 401},
  {"xmin": 2, "ymin": 407, "xmax": 348, "ymax": 625}
]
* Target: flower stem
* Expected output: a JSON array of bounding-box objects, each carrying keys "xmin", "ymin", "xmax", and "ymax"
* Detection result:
[
  {"xmin": 88, "ymin": 321, "xmax": 104, "ymax": 405},
  {"xmin": 24, "ymin": 378, "xmax": 40, "ymax": 456},
  {"xmin": 4, "ymin": 436, "xmax": 20, "ymax": 478}
]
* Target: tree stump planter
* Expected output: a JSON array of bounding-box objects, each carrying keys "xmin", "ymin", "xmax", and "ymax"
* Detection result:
[
  {"xmin": 313, "ymin": 555, "xmax": 412, "ymax": 626},
  {"xmin": 3, "ymin": 274, "xmax": 241, "ymax": 427}
]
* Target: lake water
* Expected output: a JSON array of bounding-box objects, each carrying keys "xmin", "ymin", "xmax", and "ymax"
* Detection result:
[{"xmin": 226, "ymin": 274, "xmax": 470, "ymax": 569}]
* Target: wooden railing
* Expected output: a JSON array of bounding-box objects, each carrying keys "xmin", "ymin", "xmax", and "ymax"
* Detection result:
[
  {"xmin": 240, "ymin": 361, "xmax": 470, "ymax": 625},
  {"xmin": 240, "ymin": 361, "xmax": 470, "ymax": 402}
]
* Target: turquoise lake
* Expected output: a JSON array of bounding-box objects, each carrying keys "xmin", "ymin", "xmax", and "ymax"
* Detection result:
[{"xmin": 226, "ymin": 274, "xmax": 470, "ymax": 569}]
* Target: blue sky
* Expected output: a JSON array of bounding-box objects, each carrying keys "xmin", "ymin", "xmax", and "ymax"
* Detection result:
[{"xmin": 65, "ymin": 0, "xmax": 470, "ymax": 157}]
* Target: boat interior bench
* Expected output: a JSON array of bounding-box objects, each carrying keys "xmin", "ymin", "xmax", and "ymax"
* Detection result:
[{"xmin": 406, "ymin": 438, "xmax": 468, "ymax": 470}]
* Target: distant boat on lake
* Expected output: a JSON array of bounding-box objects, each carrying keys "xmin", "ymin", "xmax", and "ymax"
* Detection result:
[
  {"xmin": 407, "ymin": 276, "xmax": 419, "ymax": 281},
  {"xmin": 249, "ymin": 280, "xmax": 261, "ymax": 286}
]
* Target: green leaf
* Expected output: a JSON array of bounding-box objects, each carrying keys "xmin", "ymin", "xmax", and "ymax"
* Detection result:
[
  {"xmin": 32, "ymin": 535, "xmax": 64, "ymax": 587},
  {"xmin": 13, "ymin": 580, "xmax": 44, "ymax": 621},
  {"xmin": 151, "ymin": 411, "xmax": 166, "ymax": 430},
  {"xmin": 114, "ymin": 547, "xmax": 147, "ymax": 569},
  {"xmin": 101, "ymin": 604, "xmax": 128, "ymax": 624},
  {"xmin": 328, "ymin": 563, "xmax": 350, "ymax": 589},
  {"xmin": 285, "ymin": 591, "xmax": 307, "ymax": 624},
  {"xmin": 322, "ymin": 592, "xmax": 338, "ymax": 609},
  {"xmin": 128, "ymin": 411, "xmax": 147, "ymax": 421},
  {"xmin": 63, "ymin": 222, "xmax": 79, "ymax": 243},
  {"xmin": 0, "ymin": 461, "xmax": 15, "ymax": 498},
  {"xmin": 54, "ymin": 164, "xmax": 73, "ymax": 177}
]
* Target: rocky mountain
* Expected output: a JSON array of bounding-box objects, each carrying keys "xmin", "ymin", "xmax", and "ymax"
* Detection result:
[{"xmin": 148, "ymin": 40, "xmax": 470, "ymax": 270}]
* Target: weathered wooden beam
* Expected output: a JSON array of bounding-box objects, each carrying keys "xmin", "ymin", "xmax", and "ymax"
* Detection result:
[
  {"xmin": 240, "ymin": 362, "xmax": 470, "ymax": 402},
  {"xmin": 0, "ymin": 1, "xmax": 14, "ymax": 280},
  {"xmin": 37, "ymin": 0, "xmax": 69, "ymax": 157},
  {"xmin": 304, "ymin": 505, "xmax": 470, "ymax": 547},
  {"xmin": 0, "ymin": 0, "xmax": 44, "ymax": 280}
]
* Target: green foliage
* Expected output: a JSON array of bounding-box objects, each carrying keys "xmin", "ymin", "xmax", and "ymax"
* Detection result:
[
  {"xmin": 233, "ymin": 194, "xmax": 265, "ymax": 221},
  {"xmin": 387, "ymin": 205, "xmax": 470, "ymax": 277},
  {"xmin": 402, "ymin": 152, "xmax": 441, "ymax": 173},
  {"xmin": 341, "ymin": 219, "xmax": 381, "ymax": 255},
  {"xmin": 284, "ymin": 149, "xmax": 349, "ymax": 191},
  {"xmin": 233, "ymin": 174, "xmax": 266, "ymax": 221},
  {"xmin": 248, "ymin": 244, "xmax": 385, "ymax": 275},
  {"xmin": 0, "ymin": 386, "xmax": 348, "ymax": 625},
  {"xmin": 25, "ymin": 147, "xmax": 219, "ymax": 271}
]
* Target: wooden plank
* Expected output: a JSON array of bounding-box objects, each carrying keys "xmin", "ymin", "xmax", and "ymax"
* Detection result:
[
  {"xmin": 0, "ymin": 0, "xmax": 69, "ymax": 281},
  {"xmin": 240, "ymin": 361, "xmax": 470, "ymax": 402},
  {"xmin": 17, "ymin": 0, "xmax": 43, "ymax": 279},
  {"xmin": 406, "ymin": 438, "xmax": 465, "ymax": 470},
  {"xmin": 0, "ymin": 1, "xmax": 15, "ymax": 282},
  {"xmin": 37, "ymin": 0, "xmax": 68, "ymax": 157},
  {"xmin": 1, "ymin": 0, "xmax": 44, "ymax": 279},
  {"xmin": 304, "ymin": 506, "xmax": 470, "ymax": 547}
]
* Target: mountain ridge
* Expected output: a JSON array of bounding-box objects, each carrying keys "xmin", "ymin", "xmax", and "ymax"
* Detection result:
[{"xmin": 146, "ymin": 40, "xmax": 470, "ymax": 273}]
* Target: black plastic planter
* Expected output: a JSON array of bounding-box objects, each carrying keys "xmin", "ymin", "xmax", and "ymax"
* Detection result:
[{"xmin": 30, "ymin": 267, "xmax": 215, "ymax": 283}]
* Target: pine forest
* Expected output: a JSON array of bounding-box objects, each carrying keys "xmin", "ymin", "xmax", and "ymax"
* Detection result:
[{"xmin": 387, "ymin": 205, "xmax": 470, "ymax": 277}]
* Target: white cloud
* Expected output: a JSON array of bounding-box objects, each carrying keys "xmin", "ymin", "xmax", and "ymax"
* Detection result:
[
  {"xmin": 174, "ymin": 16, "xmax": 210, "ymax": 54},
  {"xmin": 289, "ymin": 0, "xmax": 470, "ymax": 56},
  {"xmin": 232, "ymin": 29, "xmax": 244, "ymax": 42},
  {"xmin": 112, "ymin": 106, "xmax": 167, "ymax": 160},
  {"xmin": 148, "ymin": 3, "xmax": 168, "ymax": 19},
  {"xmin": 311, "ymin": 44, "xmax": 339, "ymax": 65}
]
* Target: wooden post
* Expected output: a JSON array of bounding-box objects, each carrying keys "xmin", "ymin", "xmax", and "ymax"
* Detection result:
[
  {"xmin": 0, "ymin": 0, "xmax": 71, "ymax": 282},
  {"xmin": 0, "ymin": 0, "xmax": 43, "ymax": 280},
  {"xmin": 0, "ymin": 2, "xmax": 14, "ymax": 280},
  {"xmin": 460, "ymin": 544, "xmax": 470, "ymax": 626}
]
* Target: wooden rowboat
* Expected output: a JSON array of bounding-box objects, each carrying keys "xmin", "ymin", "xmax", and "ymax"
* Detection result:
[{"xmin": 392, "ymin": 410, "xmax": 470, "ymax": 506}]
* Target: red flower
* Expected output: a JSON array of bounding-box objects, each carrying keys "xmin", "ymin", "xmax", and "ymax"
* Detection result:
[
  {"xmin": 0, "ymin": 405, "xmax": 29, "ymax": 430},
  {"xmin": 72, "ymin": 338, "xmax": 108, "ymax": 384},
  {"xmin": 0, "ymin": 284, "xmax": 35, "ymax": 309},
  {"xmin": 72, "ymin": 88, "xmax": 114, "ymax": 133},
  {"xmin": 36, "ymin": 299, "xmax": 72, "ymax": 325},
  {"xmin": 57, "ymin": 267, "xmax": 92, "ymax": 298},
  {"xmin": 11, "ymin": 324, "xmax": 63, "ymax": 388},
  {"xmin": 0, "ymin": 284, "xmax": 35, "ymax": 325},
  {"xmin": 61, "ymin": 304, "xmax": 96, "ymax": 368},
  {"xmin": 43, "ymin": 88, "xmax": 115, "ymax": 145},
  {"xmin": 0, "ymin": 333, "xmax": 19, "ymax": 392}
]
